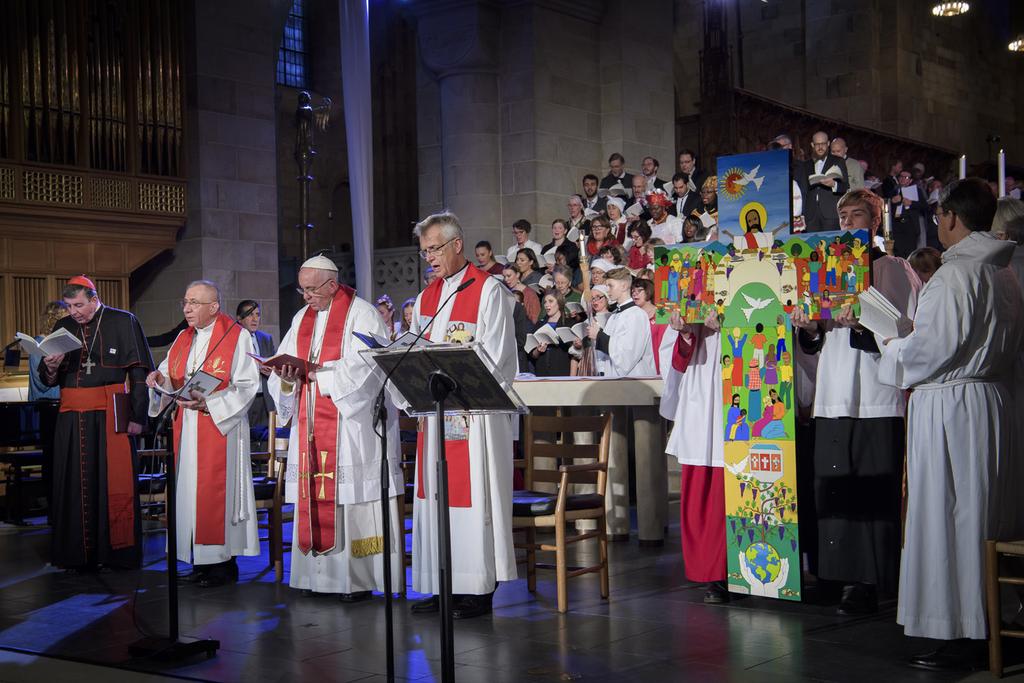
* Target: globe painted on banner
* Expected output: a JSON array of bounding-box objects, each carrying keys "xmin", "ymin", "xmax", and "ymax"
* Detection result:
[
  {"xmin": 744, "ymin": 541, "xmax": 782, "ymax": 584},
  {"xmin": 747, "ymin": 443, "xmax": 784, "ymax": 485}
]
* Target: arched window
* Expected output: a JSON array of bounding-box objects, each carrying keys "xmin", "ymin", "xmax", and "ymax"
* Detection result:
[{"xmin": 276, "ymin": 0, "xmax": 308, "ymax": 88}]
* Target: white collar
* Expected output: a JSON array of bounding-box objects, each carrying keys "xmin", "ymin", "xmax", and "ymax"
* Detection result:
[{"xmin": 443, "ymin": 261, "xmax": 470, "ymax": 285}]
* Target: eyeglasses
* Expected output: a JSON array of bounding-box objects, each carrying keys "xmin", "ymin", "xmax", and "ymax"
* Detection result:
[
  {"xmin": 295, "ymin": 279, "xmax": 333, "ymax": 297},
  {"xmin": 419, "ymin": 237, "xmax": 457, "ymax": 260},
  {"xmin": 180, "ymin": 299, "xmax": 215, "ymax": 309},
  {"xmin": 932, "ymin": 209, "xmax": 951, "ymax": 226}
]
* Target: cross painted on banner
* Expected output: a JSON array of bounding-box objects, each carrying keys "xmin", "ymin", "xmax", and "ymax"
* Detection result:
[
  {"xmin": 82, "ymin": 357, "xmax": 96, "ymax": 375},
  {"xmin": 314, "ymin": 450, "xmax": 334, "ymax": 500}
]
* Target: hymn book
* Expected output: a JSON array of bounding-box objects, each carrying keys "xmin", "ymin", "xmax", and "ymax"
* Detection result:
[
  {"xmin": 624, "ymin": 202, "xmax": 643, "ymax": 219},
  {"xmin": 598, "ymin": 184, "xmax": 630, "ymax": 199},
  {"xmin": 152, "ymin": 369, "xmax": 222, "ymax": 399},
  {"xmin": 554, "ymin": 323, "xmax": 589, "ymax": 344},
  {"xmin": 566, "ymin": 226, "xmax": 580, "ymax": 242},
  {"xmin": 246, "ymin": 353, "xmax": 322, "ymax": 381},
  {"xmin": 856, "ymin": 287, "xmax": 913, "ymax": 340},
  {"xmin": 16, "ymin": 328, "xmax": 82, "ymax": 356},
  {"xmin": 808, "ymin": 166, "xmax": 844, "ymax": 186}
]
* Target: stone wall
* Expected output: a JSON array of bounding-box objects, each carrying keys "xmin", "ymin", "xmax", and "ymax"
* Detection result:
[{"xmin": 132, "ymin": 0, "xmax": 290, "ymax": 350}]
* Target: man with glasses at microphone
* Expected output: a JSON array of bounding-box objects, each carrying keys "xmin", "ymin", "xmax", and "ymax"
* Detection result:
[
  {"xmin": 407, "ymin": 212, "xmax": 518, "ymax": 620},
  {"xmin": 267, "ymin": 255, "xmax": 404, "ymax": 602},
  {"xmin": 145, "ymin": 280, "xmax": 260, "ymax": 587}
]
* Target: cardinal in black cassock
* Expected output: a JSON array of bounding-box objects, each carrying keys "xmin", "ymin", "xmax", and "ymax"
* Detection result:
[{"xmin": 37, "ymin": 275, "xmax": 153, "ymax": 570}]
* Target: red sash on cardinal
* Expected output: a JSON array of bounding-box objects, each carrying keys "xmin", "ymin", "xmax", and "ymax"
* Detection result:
[
  {"xmin": 167, "ymin": 313, "xmax": 242, "ymax": 546},
  {"xmin": 415, "ymin": 263, "xmax": 488, "ymax": 508},
  {"xmin": 295, "ymin": 285, "xmax": 355, "ymax": 554}
]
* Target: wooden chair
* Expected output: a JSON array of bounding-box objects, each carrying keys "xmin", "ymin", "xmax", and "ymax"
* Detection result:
[
  {"xmin": 513, "ymin": 412, "xmax": 612, "ymax": 613},
  {"xmin": 252, "ymin": 412, "xmax": 290, "ymax": 582},
  {"xmin": 986, "ymin": 539, "xmax": 1024, "ymax": 677}
]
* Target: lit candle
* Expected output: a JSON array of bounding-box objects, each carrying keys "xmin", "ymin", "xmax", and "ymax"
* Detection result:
[
  {"xmin": 998, "ymin": 149, "xmax": 1006, "ymax": 197},
  {"xmin": 958, "ymin": 154, "xmax": 966, "ymax": 180},
  {"xmin": 882, "ymin": 201, "xmax": 892, "ymax": 241}
]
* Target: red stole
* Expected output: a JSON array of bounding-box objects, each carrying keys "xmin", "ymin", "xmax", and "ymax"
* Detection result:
[
  {"xmin": 167, "ymin": 313, "xmax": 242, "ymax": 546},
  {"xmin": 415, "ymin": 264, "xmax": 487, "ymax": 508},
  {"xmin": 295, "ymin": 286, "xmax": 355, "ymax": 554}
]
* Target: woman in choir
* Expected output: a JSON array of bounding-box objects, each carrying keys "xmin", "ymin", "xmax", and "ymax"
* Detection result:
[
  {"xmin": 503, "ymin": 265, "xmax": 541, "ymax": 323},
  {"xmin": 541, "ymin": 219, "xmax": 579, "ymax": 269},
  {"xmin": 631, "ymin": 278, "xmax": 668, "ymax": 373},
  {"xmin": 627, "ymin": 222, "xmax": 653, "ymax": 270},
  {"xmin": 555, "ymin": 242, "xmax": 583, "ymax": 289},
  {"xmin": 552, "ymin": 265, "xmax": 582, "ymax": 304},
  {"xmin": 658, "ymin": 309, "xmax": 729, "ymax": 602},
  {"xmin": 606, "ymin": 197, "xmax": 629, "ymax": 243},
  {"xmin": 515, "ymin": 248, "xmax": 544, "ymax": 287},
  {"xmin": 586, "ymin": 216, "xmax": 618, "ymax": 260},
  {"xmin": 567, "ymin": 194, "xmax": 591, "ymax": 236},
  {"xmin": 529, "ymin": 290, "xmax": 574, "ymax": 377}
]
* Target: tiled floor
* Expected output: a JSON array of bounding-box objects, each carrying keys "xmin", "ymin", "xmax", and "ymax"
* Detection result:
[{"xmin": 0, "ymin": 510, "xmax": 1019, "ymax": 682}]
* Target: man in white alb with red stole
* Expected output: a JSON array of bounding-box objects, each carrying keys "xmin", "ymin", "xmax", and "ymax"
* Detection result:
[
  {"xmin": 407, "ymin": 212, "xmax": 518, "ymax": 620},
  {"xmin": 268, "ymin": 255, "xmax": 404, "ymax": 601},
  {"xmin": 146, "ymin": 280, "xmax": 260, "ymax": 587}
]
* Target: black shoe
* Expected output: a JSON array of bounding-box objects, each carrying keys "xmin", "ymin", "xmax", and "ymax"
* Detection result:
[
  {"xmin": 177, "ymin": 569, "xmax": 207, "ymax": 584},
  {"xmin": 197, "ymin": 558, "xmax": 238, "ymax": 588},
  {"xmin": 703, "ymin": 581, "xmax": 730, "ymax": 604},
  {"xmin": 452, "ymin": 593, "xmax": 493, "ymax": 620},
  {"xmin": 908, "ymin": 640, "xmax": 986, "ymax": 671},
  {"xmin": 339, "ymin": 591, "xmax": 372, "ymax": 603},
  {"xmin": 411, "ymin": 595, "xmax": 439, "ymax": 614},
  {"xmin": 836, "ymin": 583, "xmax": 877, "ymax": 616}
]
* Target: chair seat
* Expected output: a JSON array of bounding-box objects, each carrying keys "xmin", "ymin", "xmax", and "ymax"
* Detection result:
[
  {"xmin": 512, "ymin": 490, "xmax": 603, "ymax": 517},
  {"xmin": 252, "ymin": 476, "xmax": 277, "ymax": 500},
  {"xmin": 137, "ymin": 473, "xmax": 166, "ymax": 494}
]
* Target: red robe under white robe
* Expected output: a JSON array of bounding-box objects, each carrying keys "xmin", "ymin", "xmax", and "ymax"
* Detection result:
[
  {"xmin": 659, "ymin": 326, "xmax": 726, "ymax": 582},
  {"xmin": 149, "ymin": 314, "xmax": 260, "ymax": 565},
  {"xmin": 408, "ymin": 262, "xmax": 519, "ymax": 596}
]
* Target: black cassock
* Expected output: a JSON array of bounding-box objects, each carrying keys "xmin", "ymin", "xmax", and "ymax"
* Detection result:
[{"xmin": 37, "ymin": 305, "xmax": 153, "ymax": 569}]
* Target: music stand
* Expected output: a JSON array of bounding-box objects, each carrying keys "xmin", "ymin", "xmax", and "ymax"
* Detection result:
[{"xmin": 363, "ymin": 342, "xmax": 526, "ymax": 683}]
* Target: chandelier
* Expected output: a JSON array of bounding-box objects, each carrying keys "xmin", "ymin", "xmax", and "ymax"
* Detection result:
[
  {"xmin": 931, "ymin": 2, "xmax": 969, "ymax": 16},
  {"xmin": 1010, "ymin": 36, "xmax": 1024, "ymax": 52}
]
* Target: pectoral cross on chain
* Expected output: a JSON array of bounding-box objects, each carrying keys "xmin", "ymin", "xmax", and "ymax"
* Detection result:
[
  {"xmin": 82, "ymin": 357, "xmax": 96, "ymax": 375},
  {"xmin": 313, "ymin": 450, "xmax": 334, "ymax": 501}
]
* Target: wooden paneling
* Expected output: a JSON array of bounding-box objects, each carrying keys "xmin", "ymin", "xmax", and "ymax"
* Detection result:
[
  {"xmin": 8, "ymin": 239, "xmax": 49, "ymax": 270},
  {"xmin": 52, "ymin": 241, "xmax": 86, "ymax": 273},
  {"xmin": 93, "ymin": 243, "xmax": 124, "ymax": 274}
]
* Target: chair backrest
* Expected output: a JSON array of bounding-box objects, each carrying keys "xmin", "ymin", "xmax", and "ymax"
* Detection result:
[{"xmin": 522, "ymin": 413, "xmax": 611, "ymax": 496}]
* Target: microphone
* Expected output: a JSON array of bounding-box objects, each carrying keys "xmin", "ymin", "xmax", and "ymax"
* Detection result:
[{"xmin": 370, "ymin": 273, "xmax": 477, "ymax": 435}]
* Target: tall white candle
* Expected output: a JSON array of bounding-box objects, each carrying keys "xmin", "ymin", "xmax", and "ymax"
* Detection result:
[
  {"xmin": 998, "ymin": 149, "xmax": 1006, "ymax": 197},
  {"xmin": 882, "ymin": 201, "xmax": 892, "ymax": 241},
  {"xmin": 958, "ymin": 154, "xmax": 966, "ymax": 180}
]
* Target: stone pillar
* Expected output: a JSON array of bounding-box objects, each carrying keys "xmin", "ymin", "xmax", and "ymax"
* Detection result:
[
  {"xmin": 415, "ymin": 1, "xmax": 502, "ymax": 250},
  {"xmin": 132, "ymin": 0, "xmax": 288, "ymax": 349}
]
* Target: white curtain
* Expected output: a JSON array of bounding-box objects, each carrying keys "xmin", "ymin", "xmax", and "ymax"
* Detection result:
[{"xmin": 338, "ymin": 0, "xmax": 373, "ymax": 297}]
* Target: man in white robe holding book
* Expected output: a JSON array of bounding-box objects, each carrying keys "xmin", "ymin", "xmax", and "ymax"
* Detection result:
[{"xmin": 268, "ymin": 255, "xmax": 404, "ymax": 601}]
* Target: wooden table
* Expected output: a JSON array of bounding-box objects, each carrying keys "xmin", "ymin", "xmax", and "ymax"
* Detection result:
[{"xmin": 513, "ymin": 377, "xmax": 668, "ymax": 543}]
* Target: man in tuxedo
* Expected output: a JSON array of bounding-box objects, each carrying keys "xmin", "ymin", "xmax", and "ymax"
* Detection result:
[
  {"xmin": 641, "ymin": 156, "xmax": 668, "ymax": 193},
  {"xmin": 581, "ymin": 173, "xmax": 606, "ymax": 213},
  {"xmin": 238, "ymin": 299, "xmax": 276, "ymax": 446},
  {"xmin": 600, "ymin": 152, "xmax": 634, "ymax": 190},
  {"xmin": 801, "ymin": 131, "xmax": 849, "ymax": 232},
  {"xmin": 669, "ymin": 172, "xmax": 700, "ymax": 219},
  {"xmin": 677, "ymin": 149, "xmax": 707, "ymax": 194}
]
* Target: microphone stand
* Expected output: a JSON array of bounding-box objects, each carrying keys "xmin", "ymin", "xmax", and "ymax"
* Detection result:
[
  {"xmin": 129, "ymin": 305, "xmax": 257, "ymax": 662},
  {"xmin": 368, "ymin": 270, "xmax": 475, "ymax": 683}
]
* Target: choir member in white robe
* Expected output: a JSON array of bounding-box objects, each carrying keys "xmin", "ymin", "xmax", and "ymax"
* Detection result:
[
  {"xmin": 587, "ymin": 267, "xmax": 659, "ymax": 538},
  {"xmin": 409, "ymin": 212, "xmax": 519, "ymax": 620},
  {"xmin": 268, "ymin": 256, "xmax": 404, "ymax": 600},
  {"xmin": 878, "ymin": 179, "xmax": 1024, "ymax": 670},
  {"xmin": 791, "ymin": 190, "xmax": 921, "ymax": 615},
  {"xmin": 146, "ymin": 280, "xmax": 260, "ymax": 586},
  {"xmin": 659, "ymin": 312, "xmax": 728, "ymax": 602}
]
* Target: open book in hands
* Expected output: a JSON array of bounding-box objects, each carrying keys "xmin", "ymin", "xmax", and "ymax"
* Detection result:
[
  {"xmin": 857, "ymin": 287, "xmax": 913, "ymax": 340},
  {"xmin": 246, "ymin": 353, "xmax": 322, "ymax": 382},
  {"xmin": 152, "ymin": 369, "xmax": 222, "ymax": 399},
  {"xmin": 16, "ymin": 328, "xmax": 82, "ymax": 356},
  {"xmin": 808, "ymin": 166, "xmax": 844, "ymax": 186}
]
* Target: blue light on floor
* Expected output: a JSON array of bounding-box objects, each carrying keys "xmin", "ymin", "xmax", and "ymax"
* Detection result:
[{"xmin": 0, "ymin": 593, "xmax": 128, "ymax": 651}]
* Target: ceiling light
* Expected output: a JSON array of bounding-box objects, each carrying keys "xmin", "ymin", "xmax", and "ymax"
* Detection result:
[
  {"xmin": 931, "ymin": 2, "xmax": 969, "ymax": 17},
  {"xmin": 1010, "ymin": 36, "xmax": 1024, "ymax": 52}
]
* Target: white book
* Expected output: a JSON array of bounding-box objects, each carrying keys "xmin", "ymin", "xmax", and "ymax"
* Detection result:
[
  {"xmin": 808, "ymin": 166, "xmax": 844, "ymax": 185},
  {"xmin": 595, "ymin": 311, "xmax": 611, "ymax": 327},
  {"xmin": 698, "ymin": 211, "xmax": 716, "ymax": 229},
  {"xmin": 598, "ymin": 183, "xmax": 631, "ymax": 198},
  {"xmin": 624, "ymin": 202, "xmax": 643, "ymax": 218},
  {"xmin": 583, "ymin": 208, "xmax": 600, "ymax": 220},
  {"xmin": 538, "ymin": 274, "xmax": 554, "ymax": 289},
  {"xmin": 566, "ymin": 301, "xmax": 585, "ymax": 316},
  {"xmin": 524, "ymin": 334, "xmax": 540, "ymax": 354},
  {"xmin": 554, "ymin": 322, "xmax": 588, "ymax": 344},
  {"xmin": 566, "ymin": 226, "xmax": 580, "ymax": 243},
  {"xmin": 16, "ymin": 328, "xmax": 82, "ymax": 356},
  {"xmin": 533, "ymin": 325, "xmax": 561, "ymax": 345},
  {"xmin": 495, "ymin": 255, "xmax": 509, "ymax": 265},
  {"xmin": 543, "ymin": 253, "xmax": 557, "ymax": 266},
  {"xmin": 857, "ymin": 287, "xmax": 912, "ymax": 339}
]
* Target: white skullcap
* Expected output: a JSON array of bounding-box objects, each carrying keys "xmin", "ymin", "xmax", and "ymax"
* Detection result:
[
  {"xmin": 591, "ymin": 284, "xmax": 610, "ymax": 298},
  {"xmin": 590, "ymin": 258, "xmax": 615, "ymax": 272},
  {"xmin": 300, "ymin": 254, "xmax": 338, "ymax": 272}
]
